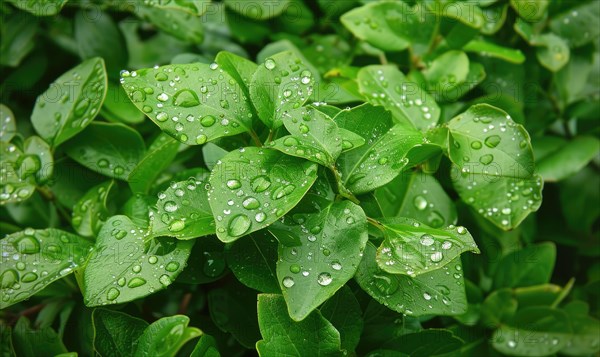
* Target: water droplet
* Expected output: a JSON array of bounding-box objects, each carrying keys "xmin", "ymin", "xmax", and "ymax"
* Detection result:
[
  {"xmin": 195, "ymin": 134, "xmax": 208, "ymax": 145},
  {"xmin": 166, "ymin": 219, "xmax": 184, "ymax": 232},
  {"xmin": 128, "ymin": 277, "xmax": 147, "ymax": 288},
  {"xmin": 157, "ymin": 93, "xmax": 169, "ymax": 102},
  {"xmin": 15, "ymin": 236, "xmax": 40, "ymax": 254},
  {"xmin": 282, "ymin": 276, "xmax": 295, "ymax": 287},
  {"xmin": 346, "ymin": 217, "xmax": 355, "ymax": 224},
  {"xmin": 420, "ymin": 234, "xmax": 434, "ymax": 246},
  {"xmin": 502, "ymin": 208, "xmax": 512, "ymax": 215},
  {"xmin": 283, "ymin": 137, "xmax": 298, "ymax": 147},
  {"xmin": 430, "ymin": 251, "xmax": 443, "ymax": 262},
  {"xmin": 173, "ymin": 89, "xmax": 200, "ymax": 107},
  {"xmin": 113, "ymin": 166, "xmax": 124, "ymax": 175},
  {"xmin": 507, "ymin": 340, "xmax": 517, "ymax": 348},
  {"xmin": 290, "ymin": 264, "xmax": 301, "ymax": 274},
  {"xmin": 485, "ymin": 135, "xmax": 501, "ymax": 148},
  {"xmin": 228, "ymin": 214, "xmax": 251, "ymax": 237},
  {"xmin": 479, "ymin": 154, "xmax": 493, "ymax": 165},
  {"xmin": 107, "ymin": 287, "xmax": 120, "ymax": 300},
  {"xmin": 331, "ymin": 261, "xmax": 342, "ymax": 270},
  {"xmin": 456, "ymin": 226, "xmax": 467, "ymax": 235},
  {"xmin": 155, "ymin": 72, "xmax": 168, "ymax": 81},
  {"xmin": 156, "ymin": 112, "xmax": 168, "ymax": 122},
  {"xmin": 342, "ymin": 140, "xmax": 353, "ymax": 150},
  {"xmin": 251, "ymin": 175, "xmax": 271, "ymax": 192},
  {"xmin": 0, "ymin": 269, "xmax": 18, "ymax": 288},
  {"xmin": 132, "ymin": 265, "xmax": 142, "ymax": 273},
  {"xmin": 299, "ymin": 124, "xmax": 309, "ymax": 133},
  {"xmin": 200, "ymin": 115, "xmax": 216, "ymax": 127},
  {"xmin": 423, "ymin": 292, "xmax": 432, "ymax": 300},
  {"xmin": 272, "ymin": 184, "xmax": 295, "ymax": 200},
  {"xmin": 117, "ymin": 277, "xmax": 126, "ymax": 286},
  {"xmin": 164, "ymin": 201, "xmax": 178, "ymax": 212},
  {"xmin": 21, "ymin": 272, "xmax": 38, "ymax": 283},
  {"xmin": 307, "ymin": 234, "xmax": 317, "ymax": 242},
  {"xmin": 165, "ymin": 262, "xmax": 179, "ymax": 272},
  {"xmin": 413, "ymin": 196, "xmax": 428, "ymax": 210},
  {"xmin": 226, "ymin": 179, "xmax": 242, "ymax": 189},
  {"xmin": 242, "ymin": 197, "xmax": 260, "ymax": 210},
  {"xmin": 264, "ymin": 58, "xmax": 276, "ymax": 70},
  {"xmin": 159, "ymin": 274, "xmax": 172, "ymax": 286},
  {"xmin": 373, "ymin": 274, "xmax": 399, "ymax": 295},
  {"xmin": 97, "ymin": 159, "xmax": 109, "ymax": 168},
  {"xmin": 255, "ymin": 212, "xmax": 266, "ymax": 223},
  {"xmin": 442, "ymin": 241, "xmax": 452, "ymax": 250},
  {"xmin": 470, "ymin": 141, "xmax": 482, "ymax": 149},
  {"xmin": 378, "ymin": 157, "xmax": 388, "ymax": 165},
  {"xmin": 317, "ymin": 272, "xmax": 332, "ymax": 286}
]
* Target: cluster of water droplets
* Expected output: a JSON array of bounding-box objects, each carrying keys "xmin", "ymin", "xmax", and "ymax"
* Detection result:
[
  {"xmin": 121, "ymin": 63, "xmax": 252, "ymax": 145},
  {"xmin": 72, "ymin": 184, "xmax": 110, "ymax": 231}
]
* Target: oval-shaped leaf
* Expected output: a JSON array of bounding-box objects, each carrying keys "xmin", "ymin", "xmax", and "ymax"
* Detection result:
[
  {"xmin": 250, "ymin": 51, "xmax": 315, "ymax": 128},
  {"xmin": 134, "ymin": 315, "xmax": 201, "ymax": 357},
  {"xmin": 63, "ymin": 122, "xmax": 146, "ymax": 181},
  {"xmin": 0, "ymin": 228, "xmax": 92, "ymax": 309},
  {"xmin": 0, "ymin": 104, "xmax": 16, "ymax": 142},
  {"xmin": 357, "ymin": 65, "xmax": 441, "ymax": 130},
  {"xmin": 120, "ymin": 62, "xmax": 254, "ymax": 145},
  {"xmin": 72, "ymin": 180, "xmax": 114, "ymax": 237},
  {"xmin": 273, "ymin": 201, "xmax": 368, "ymax": 321},
  {"xmin": 82, "ymin": 216, "xmax": 194, "ymax": 306},
  {"xmin": 207, "ymin": 147, "xmax": 318, "ymax": 242},
  {"xmin": 376, "ymin": 217, "xmax": 479, "ymax": 276},
  {"xmin": 31, "ymin": 57, "xmax": 107, "ymax": 147},
  {"xmin": 128, "ymin": 133, "xmax": 180, "ymax": 194}
]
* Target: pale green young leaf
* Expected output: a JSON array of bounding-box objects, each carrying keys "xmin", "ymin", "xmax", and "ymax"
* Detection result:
[
  {"xmin": 72, "ymin": 180, "xmax": 114, "ymax": 237},
  {"xmin": 134, "ymin": 315, "xmax": 201, "ymax": 357},
  {"xmin": 7, "ymin": 0, "xmax": 68, "ymax": 16},
  {"xmin": 207, "ymin": 147, "xmax": 318, "ymax": 242},
  {"xmin": 0, "ymin": 104, "xmax": 16, "ymax": 142},
  {"xmin": 0, "ymin": 142, "xmax": 36, "ymax": 205}
]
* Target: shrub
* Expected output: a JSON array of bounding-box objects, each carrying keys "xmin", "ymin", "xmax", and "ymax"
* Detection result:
[{"xmin": 1, "ymin": 0, "xmax": 599, "ymax": 356}]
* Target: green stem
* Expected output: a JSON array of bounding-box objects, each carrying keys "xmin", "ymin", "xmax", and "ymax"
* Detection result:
[
  {"xmin": 378, "ymin": 52, "xmax": 389, "ymax": 65},
  {"xmin": 551, "ymin": 277, "xmax": 575, "ymax": 308},
  {"xmin": 249, "ymin": 129, "xmax": 263, "ymax": 147},
  {"xmin": 367, "ymin": 216, "xmax": 385, "ymax": 231},
  {"xmin": 330, "ymin": 166, "xmax": 360, "ymax": 204}
]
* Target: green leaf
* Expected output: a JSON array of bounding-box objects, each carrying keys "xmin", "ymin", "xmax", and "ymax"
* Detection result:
[
  {"xmin": 339, "ymin": 128, "xmax": 365, "ymax": 152},
  {"xmin": 492, "ymin": 307, "xmax": 571, "ymax": 356},
  {"xmin": 92, "ymin": 308, "xmax": 149, "ymax": 357},
  {"xmin": 270, "ymin": 106, "xmax": 342, "ymax": 167},
  {"xmin": 120, "ymin": 62, "xmax": 254, "ymax": 145},
  {"xmin": 376, "ymin": 218, "xmax": 479, "ymax": 276},
  {"xmin": 207, "ymin": 147, "xmax": 318, "ymax": 242},
  {"xmin": 134, "ymin": 315, "xmax": 201, "ymax": 357},
  {"xmin": 176, "ymin": 235, "xmax": 227, "ymax": 284},
  {"xmin": 249, "ymin": 51, "xmax": 315, "ymax": 128},
  {"xmin": 510, "ymin": 0, "xmax": 549, "ymax": 22},
  {"xmin": 202, "ymin": 143, "xmax": 227, "ymax": 171},
  {"xmin": 423, "ymin": 50, "xmax": 470, "ymax": 97},
  {"xmin": 355, "ymin": 243, "xmax": 468, "ymax": 317},
  {"xmin": 31, "ymin": 57, "xmax": 107, "ymax": 147},
  {"xmin": 425, "ymin": 1, "xmax": 485, "ymax": 28},
  {"xmin": 63, "ymin": 122, "xmax": 145, "ymax": 180},
  {"xmin": 480, "ymin": 4, "xmax": 508, "ymax": 35},
  {"xmin": 480, "ymin": 288, "xmax": 518, "ymax": 328},
  {"xmin": 463, "ymin": 39, "xmax": 525, "ymax": 64},
  {"xmin": 0, "ymin": 104, "xmax": 16, "ymax": 142},
  {"xmin": 493, "ymin": 242, "xmax": 556, "ymax": 289},
  {"xmin": 0, "ymin": 11, "xmax": 37, "ymax": 67},
  {"xmin": 320, "ymin": 286, "xmax": 364, "ymax": 354},
  {"xmin": 75, "ymin": 10, "xmax": 127, "ymax": 79},
  {"xmin": 128, "ymin": 134, "xmax": 180, "ymax": 194},
  {"xmin": 133, "ymin": 4, "xmax": 204, "ymax": 43},
  {"xmin": 225, "ymin": 230, "xmax": 280, "ymax": 293},
  {"xmin": 341, "ymin": 1, "xmax": 415, "ymax": 52},
  {"xmin": 274, "ymin": 201, "xmax": 368, "ymax": 321},
  {"xmin": 533, "ymin": 33, "xmax": 570, "ymax": 72},
  {"xmin": 142, "ymin": 0, "xmax": 210, "ymax": 15},
  {"xmin": 0, "ymin": 141, "xmax": 36, "ymax": 205},
  {"xmin": 12, "ymin": 317, "xmax": 67, "ymax": 356},
  {"xmin": 82, "ymin": 216, "xmax": 193, "ymax": 306},
  {"xmin": 549, "ymin": 2, "xmax": 600, "ymax": 48},
  {"xmin": 101, "ymin": 83, "xmax": 145, "ymax": 125},
  {"xmin": 256, "ymin": 294, "xmax": 343, "ymax": 356},
  {"xmin": 7, "ymin": 0, "xmax": 68, "ymax": 16},
  {"xmin": 357, "ymin": 65, "xmax": 441, "ymax": 130},
  {"xmin": 215, "ymin": 50, "xmax": 258, "ymax": 102},
  {"xmin": 224, "ymin": 0, "xmax": 290, "ymax": 20},
  {"xmin": 559, "ymin": 167, "xmax": 599, "ymax": 233},
  {"xmin": 375, "ymin": 171, "xmax": 457, "ymax": 228},
  {"xmin": 336, "ymin": 104, "xmax": 424, "ymax": 194},
  {"xmin": 536, "ymin": 136, "xmax": 599, "ymax": 182},
  {"xmin": 22, "ymin": 136, "xmax": 53, "ymax": 184},
  {"xmin": 207, "ymin": 281, "xmax": 261, "ymax": 348},
  {"xmin": 72, "ymin": 180, "xmax": 114, "ymax": 237},
  {"xmin": 0, "ymin": 228, "xmax": 92, "ymax": 309},
  {"xmin": 191, "ymin": 334, "xmax": 221, "ymax": 357}
]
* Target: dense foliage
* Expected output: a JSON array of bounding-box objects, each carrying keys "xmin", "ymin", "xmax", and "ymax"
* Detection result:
[{"xmin": 1, "ymin": 0, "xmax": 599, "ymax": 356}]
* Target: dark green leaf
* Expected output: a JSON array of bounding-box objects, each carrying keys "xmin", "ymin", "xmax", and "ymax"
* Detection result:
[
  {"xmin": 134, "ymin": 315, "xmax": 201, "ymax": 356},
  {"xmin": 12, "ymin": 317, "xmax": 67, "ymax": 356},
  {"xmin": 493, "ymin": 242, "xmax": 556, "ymax": 289},
  {"xmin": 0, "ymin": 11, "xmax": 37, "ymax": 67},
  {"xmin": 128, "ymin": 133, "xmax": 180, "ymax": 194},
  {"xmin": 63, "ymin": 122, "xmax": 145, "ymax": 180},
  {"xmin": 92, "ymin": 308, "xmax": 148, "ymax": 357},
  {"xmin": 256, "ymin": 294, "xmax": 343, "ymax": 356},
  {"xmin": 320, "ymin": 286, "xmax": 364, "ymax": 354},
  {"xmin": 536, "ymin": 136, "xmax": 599, "ymax": 182},
  {"xmin": 224, "ymin": 0, "xmax": 290, "ymax": 20}
]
